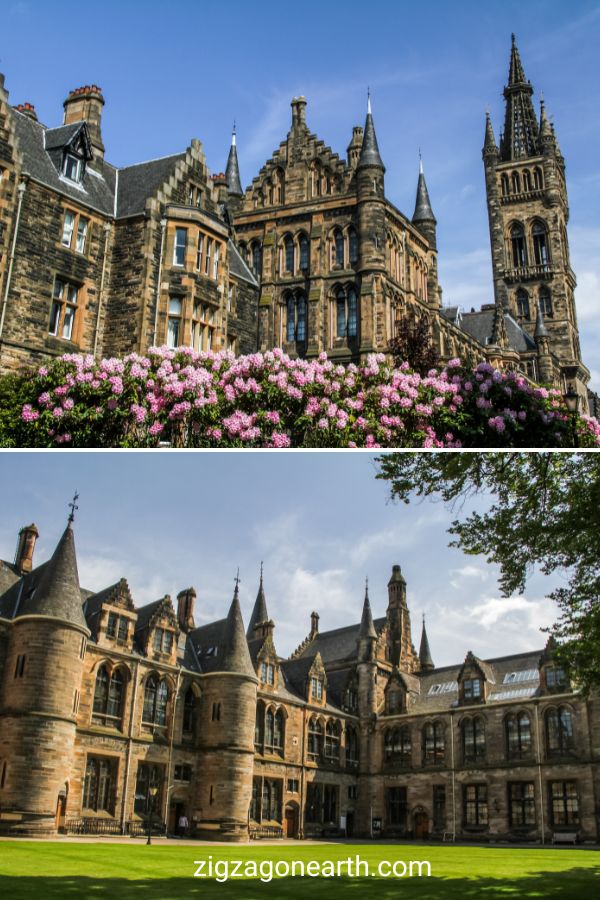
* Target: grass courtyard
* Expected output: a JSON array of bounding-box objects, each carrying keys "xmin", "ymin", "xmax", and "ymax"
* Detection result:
[{"xmin": 0, "ymin": 840, "xmax": 598, "ymax": 899}]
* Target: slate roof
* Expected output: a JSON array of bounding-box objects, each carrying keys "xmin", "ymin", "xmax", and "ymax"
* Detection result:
[
  {"xmin": 134, "ymin": 598, "xmax": 164, "ymax": 634},
  {"xmin": 188, "ymin": 617, "xmax": 227, "ymax": 674},
  {"xmin": 0, "ymin": 561, "xmax": 19, "ymax": 598},
  {"xmin": 229, "ymin": 240, "xmax": 259, "ymax": 287},
  {"xmin": 459, "ymin": 308, "xmax": 536, "ymax": 353},
  {"xmin": 116, "ymin": 154, "xmax": 185, "ymax": 217},
  {"xmin": 296, "ymin": 616, "xmax": 386, "ymax": 664},
  {"xmin": 412, "ymin": 168, "xmax": 436, "ymax": 224}
]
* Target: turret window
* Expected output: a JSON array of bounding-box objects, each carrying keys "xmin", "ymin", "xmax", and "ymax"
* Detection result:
[
  {"xmin": 14, "ymin": 654, "xmax": 26, "ymax": 678},
  {"xmin": 539, "ymin": 288, "xmax": 553, "ymax": 318},
  {"xmin": 532, "ymin": 222, "xmax": 550, "ymax": 267},
  {"xmin": 516, "ymin": 289, "xmax": 530, "ymax": 319},
  {"xmin": 510, "ymin": 223, "xmax": 528, "ymax": 268}
]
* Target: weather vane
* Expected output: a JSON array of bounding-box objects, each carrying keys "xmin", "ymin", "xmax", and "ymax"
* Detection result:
[{"xmin": 68, "ymin": 490, "xmax": 79, "ymax": 524}]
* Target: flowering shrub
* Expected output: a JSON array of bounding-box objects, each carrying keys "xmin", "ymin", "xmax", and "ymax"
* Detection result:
[{"xmin": 2, "ymin": 347, "xmax": 599, "ymax": 448}]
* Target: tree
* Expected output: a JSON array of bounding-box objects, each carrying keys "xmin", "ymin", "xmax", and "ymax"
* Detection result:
[
  {"xmin": 388, "ymin": 315, "xmax": 438, "ymax": 375},
  {"xmin": 376, "ymin": 452, "xmax": 600, "ymax": 692}
]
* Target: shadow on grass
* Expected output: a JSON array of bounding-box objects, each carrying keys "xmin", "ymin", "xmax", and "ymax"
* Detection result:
[{"xmin": 1, "ymin": 868, "xmax": 599, "ymax": 900}]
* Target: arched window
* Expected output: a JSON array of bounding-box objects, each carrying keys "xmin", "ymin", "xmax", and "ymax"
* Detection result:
[
  {"xmin": 284, "ymin": 292, "xmax": 307, "ymax": 345},
  {"xmin": 182, "ymin": 687, "xmax": 196, "ymax": 735},
  {"xmin": 333, "ymin": 285, "xmax": 359, "ymax": 342},
  {"xmin": 501, "ymin": 173, "xmax": 510, "ymax": 196},
  {"xmin": 142, "ymin": 675, "xmax": 169, "ymax": 729},
  {"xmin": 284, "ymin": 234, "xmax": 294, "ymax": 274},
  {"xmin": 348, "ymin": 228, "xmax": 358, "ymax": 266},
  {"xmin": 533, "ymin": 167, "xmax": 543, "ymax": 190},
  {"xmin": 462, "ymin": 716, "xmax": 486, "ymax": 762},
  {"xmin": 334, "ymin": 229, "xmax": 344, "ymax": 267},
  {"xmin": 83, "ymin": 757, "xmax": 115, "ymax": 813},
  {"xmin": 423, "ymin": 721, "xmax": 445, "ymax": 765},
  {"xmin": 273, "ymin": 168, "xmax": 284, "ymax": 204},
  {"xmin": 546, "ymin": 707, "xmax": 574, "ymax": 757},
  {"xmin": 308, "ymin": 717, "xmax": 322, "ymax": 758},
  {"xmin": 251, "ymin": 242, "xmax": 262, "ymax": 278},
  {"xmin": 516, "ymin": 288, "xmax": 530, "ymax": 319},
  {"xmin": 539, "ymin": 287, "xmax": 553, "ymax": 318},
  {"xmin": 311, "ymin": 161, "xmax": 321, "ymax": 197},
  {"xmin": 265, "ymin": 708, "xmax": 275, "ymax": 748},
  {"xmin": 385, "ymin": 726, "xmax": 411, "ymax": 765},
  {"xmin": 92, "ymin": 665, "xmax": 124, "ymax": 728},
  {"xmin": 523, "ymin": 170, "xmax": 532, "ymax": 192},
  {"xmin": 532, "ymin": 222, "xmax": 550, "ymax": 267},
  {"xmin": 511, "ymin": 171, "xmax": 521, "ymax": 194},
  {"xmin": 336, "ymin": 287, "xmax": 347, "ymax": 338},
  {"xmin": 255, "ymin": 700, "xmax": 265, "ymax": 750},
  {"xmin": 505, "ymin": 712, "xmax": 531, "ymax": 759},
  {"xmin": 322, "ymin": 168, "xmax": 331, "ymax": 195},
  {"xmin": 324, "ymin": 720, "xmax": 341, "ymax": 760},
  {"xmin": 510, "ymin": 223, "xmax": 528, "ymax": 268},
  {"xmin": 346, "ymin": 726, "xmax": 359, "ymax": 765},
  {"xmin": 299, "ymin": 233, "xmax": 309, "ymax": 271},
  {"xmin": 274, "ymin": 709, "xmax": 284, "ymax": 752},
  {"xmin": 261, "ymin": 779, "xmax": 281, "ymax": 821}
]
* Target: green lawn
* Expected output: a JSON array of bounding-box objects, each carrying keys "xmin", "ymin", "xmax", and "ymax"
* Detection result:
[{"xmin": 0, "ymin": 840, "xmax": 598, "ymax": 899}]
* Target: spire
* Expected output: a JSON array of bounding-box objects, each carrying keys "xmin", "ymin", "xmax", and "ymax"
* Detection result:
[
  {"xmin": 358, "ymin": 92, "xmax": 385, "ymax": 171},
  {"xmin": 412, "ymin": 157, "xmax": 436, "ymax": 224},
  {"xmin": 534, "ymin": 300, "xmax": 549, "ymax": 339},
  {"xmin": 483, "ymin": 111, "xmax": 499, "ymax": 157},
  {"xmin": 19, "ymin": 523, "xmax": 87, "ymax": 630},
  {"xmin": 225, "ymin": 124, "xmax": 243, "ymax": 196},
  {"xmin": 358, "ymin": 578, "xmax": 377, "ymax": 640},
  {"xmin": 419, "ymin": 615, "xmax": 435, "ymax": 671},
  {"xmin": 246, "ymin": 562, "xmax": 269, "ymax": 638},
  {"xmin": 501, "ymin": 34, "xmax": 539, "ymax": 160},
  {"xmin": 220, "ymin": 575, "xmax": 255, "ymax": 678}
]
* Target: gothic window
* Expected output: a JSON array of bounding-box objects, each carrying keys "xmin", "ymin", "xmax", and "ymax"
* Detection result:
[
  {"xmin": 385, "ymin": 726, "xmax": 411, "ymax": 766},
  {"xmin": 505, "ymin": 712, "xmax": 532, "ymax": 759},
  {"xmin": 265, "ymin": 178, "xmax": 273, "ymax": 205},
  {"xmin": 501, "ymin": 173, "xmax": 510, "ymax": 196},
  {"xmin": 254, "ymin": 700, "xmax": 265, "ymax": 750},
  {"xmin": 539, "ymin": 287, "xmax": 553, "ymax": 318},
  {"xmin": 134, "ymin": 763, "xmax": 162, "ymax": 817},
  {"xmin": 284, "ymin": 234, "xmax": 294, "ymax": 273},
  {"xmin": 142, "ymin": 675, "xmax": 169, "ymax": 729},
  {"xmin": 522, "ymin": 169, "xmax": 532, "ymax": 192},
  {"xmin": 92, "ymin": 666, "xmax": 125, "ymax": 728},
  {"xmin": 284, "ymin": 292, "xmax": 307, "ymax": 345},
  {"xmin": 260, "ymin": 661, "xmax": 275, "ymax": 685},
  {"xmin": 322, "ymin": 168, "xmax": 331, "ymax": 195},
  {"xmin": 167, "ymin": 298, "xmax": 182, "ymax": 348},
  {"xmin": 387, "ymin": 786, "xmax": 408, "ymax": 829},
  {"xmin": 549, "ymin": 781, "xmax": 579, "ymax": 827},
  {"xmin": 433, "ymin": 785, "xmax": 446, "ymax": 830},
  {"xmin": 516, "ymin": 288, "xmax": 530, "ymax": 319},
  {"xmin": 546, "ymin": 706, "xmax": 574, "ymax": 757},
  {"xmin": 462, "ymin": 716, "xmax": 486, "ymax": 763},
  {"xmin": 182, "ymin": 687, "xmax": 196, "ymax": 736},
  {"xmin": 510, "ymin": 223, "xmax": 528, "ymax": 268},
  {"xmin": 273, "ymin": 709, "xmax": 284, "ymax": 752},
  {"xmin": 423, "ymin": 721, "xmax": 445, "ymax": 765},
  {"xmin": 311, "ymin": 161, "xmax": 321, "ymax": 197},
  {"xmin": 306, "ymin": 783, "xmax": 322, "ymax": 822},
  {"xmin": 324, "ymin": 720, "xmax": 341, "ymax": 761},
  {"xmin": 265, "ymin": 708, "xmax": 274, "ymax": 747},
  {"xmin": 83, "ymin": 757, "xmax": 116, "ymax": 813},
  {"xmin": 307, "ymin": 717, "xmax": 323, "ymax": 758},
  {"xmin": 511, "ymin": 171, "xmax": 521, "ymax": 194},
  {"xmin": 346, "ymin": 726, "xmax": 359, "ymax": 765},
  {"xmin": 463, "ymin": 784, "xmax": 488, "ymax": 827},
  {"xmin": 532, "ymin": 222, "xmax": 550, "ymax": 267},
  {"xmin": 348, "ymin": 227, "xmax": 358, "ymax": 266},
  {"xmin": 49, "ymin": 278, "xmax": 79, "ymax": 341},
  {"xmin": 299, "ymin": 233, "xmax": 309, "ymax": 271},
  {"xmin": 509, "ymin": 782, "xmax": 536, "ymax": 827},
  {"xmin": 533, "ymin": 167, "xmax": 543, "ymax": 190},
  {"xmin": 334, "ymin": 229, "xmax": 344, "ymax": 267},
  {"xmin": 251, "ymin": 242, "xmax": 262, "ymax": 278},
  {"xmin": 272, "ymin": 168, "xmax": 284, "ymax": 204},
  {"xmin": 323, "ymin": 784, "xmax": 337, "ymax": 822},
  {"xmin": 333, "ymin": 285, "xmax": 358, "ymax": 341},
  {"xmin": 250, "ymin": 779, "xmax": 260, "ymax": 821}
]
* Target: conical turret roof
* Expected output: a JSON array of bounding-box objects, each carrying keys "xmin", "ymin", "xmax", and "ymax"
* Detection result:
[
  {"xmin": 225, "ymin": 126, "xmax": 243, "ymax": 196},
  {"xmin": 412, "ymin": 159, "xmax": 436, "ymax": 224},
  {"xmin": 483, "ymin": 112, "xmax": 499, "ymax": 155},
  {"xmin": 357, "ymin": 95, "xmax": 385, "ymax": 171},
  {"xmin": 358, "ymin": 580, "xmax": 377, "ymax": 640},
  {"xmin": 19, "ymin": 524, "xmax": 87, "ymax": 630},
  {"xmin": 501, "ymin": 34, "xmax": 539, "ymax": 160},
  {"xmin": 419, "ymin": 616, "xmax": 434, "ymax": 670},
  {"xmin": 220, "ymin": 579, "xmax": 256, "ymax": 678},
  {"xmin": 246, "ymin": 565, "xmax": 269, "ymax": 638}
]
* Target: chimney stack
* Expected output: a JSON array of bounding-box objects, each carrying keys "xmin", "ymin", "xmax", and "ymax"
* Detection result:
[
  {"xmin": 291, "ymin": 96, "xmax": 307, "ymax": 129},
  {"xmin": 14, "ymin": 523, "xmax": 39, "ymax": 574},
  {"xmin": 63, "ymin": 85, "xmax": 105, "ymax": 158},
  {"xmin": 176, "ymin": 587, "xmax": 196, "ymax": 632},
  {"xmin": 211, "ymin": 172, "xmax": 229, "ymax": 205},
  {"xmin": 14, "ymin": 102, "xmax": 38, "ymax": 122},
  {"xmin": 310, "ymin": 610, "xmax": 319, "ymax": 636}
]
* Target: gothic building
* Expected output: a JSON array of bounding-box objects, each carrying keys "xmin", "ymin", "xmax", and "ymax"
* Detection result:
[
  {"xmin": 0, "ymin": 36, "xmax": 593, "ymax": 408},
  {"xmin": 0, "ymin": 517, "xmax": 598, "ymax": 842}
]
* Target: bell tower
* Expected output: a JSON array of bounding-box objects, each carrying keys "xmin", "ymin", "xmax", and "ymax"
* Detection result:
[{"xmin": 483, "ymin": 35, "xmax": 589, "ymax": 399}]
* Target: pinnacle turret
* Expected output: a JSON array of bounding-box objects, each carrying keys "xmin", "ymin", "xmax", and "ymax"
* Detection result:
[
  {"xmin": 412, "ymin": 158, "xmax": 436, "ymax": 225},
  {"xmin": 358, "ymin": 579, "xmax": 377, "ymax": 640},
  {"xmin": 246, "ymin": 563, "xmax": 269, "ymax": 638},
  {"xmin": 483, "ymin": 112, "xmax": 499, "ymax": 157},
  {"xmin": 501, "ymin": 34, "xmax": 539, "ymax": 160},
  {"xmin": 225, "ymin": 125, "xmax": 243, "ymax": 196},
  {"xmin": 419, "ymin": 615, "xmax": 435, "ymax": 671},
  {"xmin": 357, "ymin": 93, "xmax": 385, "ymax": 171},
  {"xmin": 220, "ymin": 575, "xmax": 256, "ymax": 678},
  {"xmin": 19, "ymin": 523, "xmax": 87, "ymax": 630}
]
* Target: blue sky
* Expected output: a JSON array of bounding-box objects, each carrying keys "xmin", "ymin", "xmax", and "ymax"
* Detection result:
[
  {"xmin": 0, "ymin": 452, "xmax": 561, "ymax": 667},
  {"xmin": 3, "ymin": 1, "xmax": 600, "ymax": 388}
]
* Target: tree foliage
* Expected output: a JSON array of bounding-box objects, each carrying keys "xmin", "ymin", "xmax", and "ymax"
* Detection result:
[
  {"xmin": 388, "ymin": 315, "xmax": 438, "ymax": 375},
  {"xmin": 376, "ymin": 452, "xmax": 600, "ymax": 692}
]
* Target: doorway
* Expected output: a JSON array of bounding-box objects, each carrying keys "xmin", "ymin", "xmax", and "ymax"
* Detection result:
[
  {"xmin": 414, "ymin": 810, "xmax": 429, "ymax": 840},
  {"xmin": 284, "ymin": 803, "xmax": 298, "ymax": 838},
  {"xmin": 169, "ymin": 801, "xmax": 186, "ymax": 836},
  {"xmin": 55, "ymin": 787, "xmax": 67, "ymax": 833}
]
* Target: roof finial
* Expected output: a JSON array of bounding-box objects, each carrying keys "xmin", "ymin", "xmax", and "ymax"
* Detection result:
[
  {"xmin": 232, "ymin": 120, "xmax": 236, "ymax": 146},
  {"xmin": 365, "ymin": 575, "xmax": 369, "ymax": 598},
  {"xmin": 419, "ymin": 147, "xmax": 423, "ymax": 174},
  {"xmin": 260, "ymin": 560, "xmax": 263, "ymax": 580},
  {"xmin": 67, "ymin": 490, "xmax": 79, "ymax": 525},
  {"xmin": 367, "ymin": 86, "xmax": 371, "ymax": 115},
  {"xmin": 234, "ymin": 568, "xmax": 240, "ymax": 596}
]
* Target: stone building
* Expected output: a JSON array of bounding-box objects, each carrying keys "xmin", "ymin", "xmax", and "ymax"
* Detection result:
[
  {"xmin": 0, "ymin": 37, "xmax": 594, "ymax": 408},
  {"xmin": 0, "ymin": 516, "xmax": 598, "ymax": 843}
]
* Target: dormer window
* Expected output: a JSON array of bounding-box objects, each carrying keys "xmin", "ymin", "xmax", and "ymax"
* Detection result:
[
  {"xmin": 463, "ymin": 678, "xmax": 482, "ymax": 701},
  {"xmin": 546, "ymin": 667, "xmax": 567, "ymax": 690},
  {"xmin": 311, "ymin": 677, "xmax": 323, "ymax": 701},
  {"xmin": 260, "ymin": 662, "xmax": 275, "ymax": 685},
  {"xmin": 153, "ymin": 627, "xmax": 174, "ymax": 655},
  {"xmin": 63, "ymin": 153, "xmax": 83, "ymax": 183}
]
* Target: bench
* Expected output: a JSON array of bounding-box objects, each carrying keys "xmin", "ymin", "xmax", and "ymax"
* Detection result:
[{"xmin": 552, "ymin": 832, "xmax": 578, "ymax": 845}]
